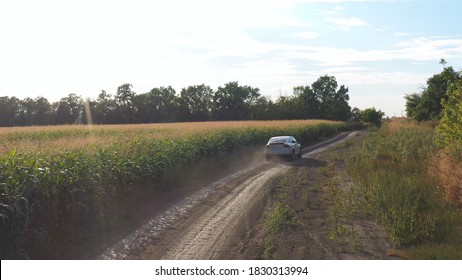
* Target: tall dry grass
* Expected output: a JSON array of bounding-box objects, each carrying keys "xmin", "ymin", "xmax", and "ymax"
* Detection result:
[
  {"xmin": 347, "ymin": 119, "xmax": 462, "ymax": 258},
  {"xmin": 430, "ymin": 148, "xmax": 462, "ymax": 207}
]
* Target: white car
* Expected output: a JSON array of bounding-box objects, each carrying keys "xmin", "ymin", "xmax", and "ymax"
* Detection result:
[{"xmin": 264, "ymin": 136, "xmax": 302, "ymax": 161}]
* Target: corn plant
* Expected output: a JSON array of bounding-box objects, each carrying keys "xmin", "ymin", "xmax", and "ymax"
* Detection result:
[{"xmin": 0, "ymin": 120, "xmax": 361, "ymax": 258}]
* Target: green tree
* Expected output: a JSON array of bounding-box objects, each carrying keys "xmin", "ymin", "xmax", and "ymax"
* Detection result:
[
  {"xmin": 311, "ymin": 75, "xmax": 338, "ymax": 116},
  {"xmin": 94, "ymin": 90, "xmax": 118, "ymax": 124},
  {"xmin": 116, "ymin": 83, "xmax": 136, "ymax": 123},
  {"xmin": 293, "ymin": 85, "xmax": 321, "ymax": 119},
  {"xmin": 17, "ymin": 97, "xmax": 36, "ymax": 126},
  {"xmin": 360, "ymin": 107, "xmax": 385, "ymax": 127},
  {"xmin": 300, "ymin": 75, "xmax": 351, "ymax": 120},
  {"xmin": 273, "ymin": 95, "xmax": 303, "ymax": 120},
  {"xmin": 178, "ymin": 84, "xmax": 213, "ymax": 121},
  {"xmin": 212, "ymin": 81, "xmax": 260, "ymax": 120},
  {"xmin": 54, "ymin": 93, "xmax": 84, "ymax": 124},
  {"xmin": 436, "ymin": 80, "xmax": 462, "ymax": 147},
  {"xmin": 327, "ymin": 84, "xmax": 351, "ymax": 121},
  {"xmin": 249, "ymin": 96, "xmax": 274, "ymax": 120},
  {"xmin": 0, "ymin": 96, "xmax": 20, "ymax": 126},
  {"xmin": 34, "ymin": 96, "xmax": 52, "ymax": 125},
  {"xmin": 423, "ymin": 66, "xmax": 460, "ymax": 120},
  {"xmin": 405, "ymin": 65, "xmax": 461, "ymax": 121},
  {"xmin": 350, "ymin": 107, "xmax": 361, "ymax": 121},
  {"xmin": 144, "ymin": 86, "xmax": 178, "ymax": 122},
  {"xmin": 404, "ymin": 93, "xmax": 428, "ymax": 121}
]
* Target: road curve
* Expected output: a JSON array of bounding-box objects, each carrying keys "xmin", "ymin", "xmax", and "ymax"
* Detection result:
[{"xmin": 99, "ymin": 131, "xmax": 358, "ymax": 259}]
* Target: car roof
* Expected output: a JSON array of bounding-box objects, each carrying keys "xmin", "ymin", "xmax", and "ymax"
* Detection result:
[
  {"xmin": 269, "ymin": 136, "xmax": 292, "ymax": 140},
  {"xmin": 268, "ymin": 136, "xmax": 293, "ymax": 143}
]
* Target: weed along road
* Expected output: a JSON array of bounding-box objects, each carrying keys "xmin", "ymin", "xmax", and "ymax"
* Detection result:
[{"xmin": 99, "ymin": 131, "xmax": 359, "ymax": 260}]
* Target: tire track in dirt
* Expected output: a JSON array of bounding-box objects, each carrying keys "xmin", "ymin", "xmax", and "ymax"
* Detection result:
[
  {"xmin": 162, "ymin": 165, "xmax": 290, "ymax": 259},
  {"xmin": 99, "ymin": 131, "xmax": 357, "ymax": 259},
  {"xmin": 160, "ymin": 132, "xmax": 358, "ymax": 259},
  {"xmin": 98, "ymin": 167, "xmax": 255, "ymax": 259}
]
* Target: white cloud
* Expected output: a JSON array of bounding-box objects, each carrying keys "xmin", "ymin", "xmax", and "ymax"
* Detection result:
[
  {"xmin": 281, "ymin": 36, "xmax": 462, "ymax": 66},
  {"xmin": 394, "ymin": 37, "xmax": 462, "ymax": 61},
  {"xmin": 334, "ymin": 71, "xmax": 426, "ymax": 86},
  {"xmin": 325, "ymin": 17, "xmax": 368, "ymax": 28},
  {"xmin": 394, "ymin": 32, "xmax": 412, "ymax": 36},
  {"xmin": 288, "ymin": 32, "xmax": 320, "ymax": 39}
]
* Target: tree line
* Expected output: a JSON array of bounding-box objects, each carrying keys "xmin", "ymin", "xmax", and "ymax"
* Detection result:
[
  {"xmin": 405, "ymin": 60, "xmax": 462, "ymax": 121},
  {"xmin": 1, "ymin": 75, "xmax": 366, "ymax": 127},
  {"xmin": 404, "ymin": 59, "xmax": 462, "ymax": 147}
]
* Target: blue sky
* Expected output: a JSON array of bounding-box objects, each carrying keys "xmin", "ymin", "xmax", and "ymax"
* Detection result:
[{"xmin": 1, "ymin": 0, "xmax": 461, "ymax": 117}]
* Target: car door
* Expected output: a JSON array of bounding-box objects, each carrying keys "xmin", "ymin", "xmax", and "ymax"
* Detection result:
[{"xmin": 293, "ymin": 137, "xmax": 301, "ymax": 154}]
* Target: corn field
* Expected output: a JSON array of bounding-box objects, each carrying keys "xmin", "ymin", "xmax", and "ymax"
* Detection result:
[{"xmin": 0, "ymin": 120, "xmax": 362, "ymax": 259}]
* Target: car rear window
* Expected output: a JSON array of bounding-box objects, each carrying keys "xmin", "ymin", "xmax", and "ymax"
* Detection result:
[{"xmin": 268, "ymin": 137, "xmax": 287, "ymax": 144}]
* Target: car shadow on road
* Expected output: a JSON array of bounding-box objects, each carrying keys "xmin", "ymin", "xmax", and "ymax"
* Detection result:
[
  {"xmin": 291, "ymin": 157, "xmax": 326, "ymax": 168},
  {"xmin": 268, "ymin": 157, "xmax": 326, "ymax": 168},
  {"xmin": 267, "ymin": 157, "xmax": 327, "ymax": 168}
]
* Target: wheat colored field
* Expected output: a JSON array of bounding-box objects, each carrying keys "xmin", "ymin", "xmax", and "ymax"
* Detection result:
[{"xmin": 0, "ymin": 120, "xmax": 337, "ymax": 155}]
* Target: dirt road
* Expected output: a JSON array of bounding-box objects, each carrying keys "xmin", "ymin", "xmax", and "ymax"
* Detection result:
[{"xmin": 98, "ymin": 131, "xmax": 363, "ymax": 259}]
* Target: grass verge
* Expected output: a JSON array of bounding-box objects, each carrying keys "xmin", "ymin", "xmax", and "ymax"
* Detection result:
[
  {"xmin": 263, "ymin": 176, "xmax": 303, "ymax": 260},
  {"xmin": 346, "ymin": 119, "xmax": 462, "ymax": 259}
]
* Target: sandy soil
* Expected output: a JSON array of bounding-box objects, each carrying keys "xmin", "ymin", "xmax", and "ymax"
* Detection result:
[
  {"xmin": 97, "ymin": 131, "xmax": 395, "ymax": 259},
  {"xmin": 229, "ymin": 131, "xmax": 396, "ymax": 259}
]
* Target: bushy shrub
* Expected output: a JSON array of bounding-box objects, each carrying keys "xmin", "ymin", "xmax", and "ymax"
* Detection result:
[{"xmin": 436, "ymin": 80, "xmax": 462, "ymax": 148}]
